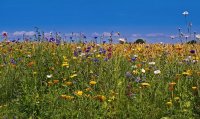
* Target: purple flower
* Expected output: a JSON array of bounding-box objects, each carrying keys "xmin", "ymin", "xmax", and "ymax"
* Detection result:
[
  {"xmin": 10, "ymin": 58, "xmax": 16, "ymax": 64},
  {"xmin": 190, "ymin": 50, "xmax": 195, "ymax": 54},
  {"xmin": 131, "ymin": 58, "xmax": 136, "ymax": 62},
  {"xmin": 74, "ymin": 51, "xmax": 78, "ymax": 57},
  {"xmin": 125, "ymin": 72, "xmax": 132, "ymax": 78},
  {"xmin": 104, "ymin": 58, "xmax": 108, "ymax": 61},
  {"xmin": 93, "ymin": 58, "xmax": 99, "ymax": 62},
  {"xmin": 49, "ymin": 38, "xmax": 55, "ymax": 42},
  {"xmin": 86, "ymin": 49, "xmax": 90, "ymax": 53}
]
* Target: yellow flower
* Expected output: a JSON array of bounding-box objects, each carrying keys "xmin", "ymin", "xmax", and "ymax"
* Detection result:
[
  {"xmin": 63, "ymin": 56, "xmax": 67, "ymax": 60},
  {"xmin": 169, "ymin": 82, "xmax": 176, "ymax": 86},
  {"xmin": 70, "ymin": 74, "xmax": 77, "ymax": 78},
  {"xmin": 61, "ymin": 95, "xmax": 74, "ymax": 100},
  {"xmin": 182, "ymin": 71, "xmax": 191, "ymax": 76},
  {"xmin": 73, "ymin": 57, "xmax": 77, "ymax": 60},
  {"xmin": 62, "ymin": 62, "xmax": 69, "ymax": 67},
  {"xmin": 85, "ymin": 87, "xmax": 92, "ymax": 92},
  {"xmin": 96, "ymin": 54, "xmax": 101, "ymax": 58},
  {"xmin": 75, "ymin": 90, "xmax": 83, "ymax": 96},
  {"xmin": 64, "ymin": 81, "xmax": 73, "ymax": 86},
  {"xmin": 89, "ymin": 70, "xmax": 93, "ymax": 74},
  {"xmin": 33, "ymin": 72, "xmax": 37, "ymax": 75},
  {"xmin": 192, "ymin": 86, "xmax": 197, "ymax": 91},
  {"xmin": 141, "ymin": 83, "xmax": 150, "ymax": 87},
  {"xmin": 89, "ymin": 81, "xmax": 97, "ymax": 85},
  {"xmin": 132, "ymin": 70, "xmax": 138, "ymax": 75},
  {"xmin": 166, "ymin": 101, "xmax": 173, "ymax": 107},
  {"xmin": 193, "ymin": 56, "xmax": 199, "ymax": 60},
  {"xmin": 174, "ymin": 97, "xmax": 180, "ymax": 101},
  {"xmin": 47, "ymin": 81, "xmax": 53, "ymax": 86}
]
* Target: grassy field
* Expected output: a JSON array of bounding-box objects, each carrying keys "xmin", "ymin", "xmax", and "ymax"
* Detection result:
[{"xmin": 0, "ymin": 42, "xmax": 199, "ymax": 119}]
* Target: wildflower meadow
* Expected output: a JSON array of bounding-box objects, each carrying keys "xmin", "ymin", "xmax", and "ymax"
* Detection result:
[
  {"xmin": 0, "ymin": 37, "xmax": 199, "ymax": 118},
  {"xmin": 1, "ymin": 0, "xmax": 200, "ymax": 118}
]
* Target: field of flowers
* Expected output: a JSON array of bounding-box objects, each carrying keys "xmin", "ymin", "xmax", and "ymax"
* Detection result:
[{"xmin": 0, "ymin": 41, "xmax": 199, "ymax": 119}]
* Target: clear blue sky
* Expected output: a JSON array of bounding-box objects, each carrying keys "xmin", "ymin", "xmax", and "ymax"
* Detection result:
[{"xmin": 1, "ymin": 0, "xmax": 200, "ymax": 42}]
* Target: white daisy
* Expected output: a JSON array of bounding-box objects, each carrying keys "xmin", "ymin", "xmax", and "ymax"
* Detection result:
[{"xmin": 154, "ymin": 70, "xmax": 161, "ymax": 74}]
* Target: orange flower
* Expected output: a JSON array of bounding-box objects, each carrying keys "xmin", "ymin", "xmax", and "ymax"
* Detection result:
[
  {"xmin": 94, "ymin": 95, "xmax": 106, "ymax": 102},
  {"xmin": 53, "ymin": 80, "xmax": 59, "ymax": 84},
  {"xmin": 27, "ymin": 61, "xmax": 35, "ymax": 67}
]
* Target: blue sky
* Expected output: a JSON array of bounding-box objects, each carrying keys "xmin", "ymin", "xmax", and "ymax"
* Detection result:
[{"xmin": 1, "ymin": 0, "xmax": 200, "ymax": 43}]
